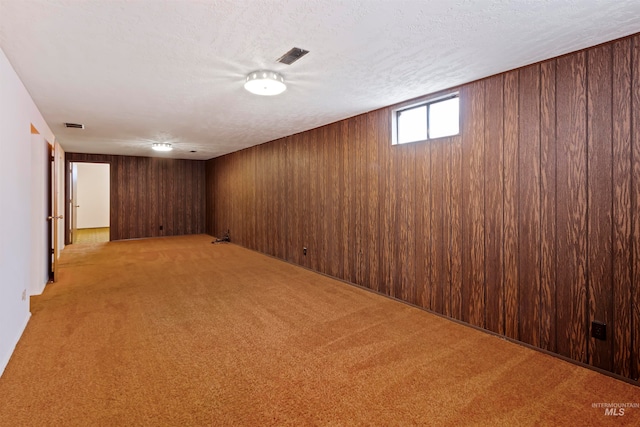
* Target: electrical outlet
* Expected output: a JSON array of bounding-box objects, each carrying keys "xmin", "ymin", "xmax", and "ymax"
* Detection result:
[
  {"xmin": 21, "ymin": 289, "xmax": 26, "ymax": 301},
  {"xmin": 591, "ymin": 321, "xmax": 606, "ymax": 341},
  {"xmin": 303, "ymin": 247, "xmax": 307, "ymax": 256}
]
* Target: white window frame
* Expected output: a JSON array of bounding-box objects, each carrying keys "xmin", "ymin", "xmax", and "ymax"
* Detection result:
[{"xmin": 391, "ymin": 92, "xmax": 460, "ymax": 145}]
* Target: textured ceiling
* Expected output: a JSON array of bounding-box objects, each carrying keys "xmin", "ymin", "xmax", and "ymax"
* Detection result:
[{"xmin": 1, "ymin": 0, "xmax": 639, "ymax": 160}]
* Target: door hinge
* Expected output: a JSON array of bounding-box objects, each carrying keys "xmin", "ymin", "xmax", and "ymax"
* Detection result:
[
  {"xmin": 51, "ymin": 248, "xmax": 54, "ymax": 255},
  {"xmin": 50, "ymin": 156, "xmax": 55, "ymax": 162}
]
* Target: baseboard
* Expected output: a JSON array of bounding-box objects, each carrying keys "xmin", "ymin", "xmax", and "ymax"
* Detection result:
[
  {"xmin": 31, "ymin": 279, "xmax": 47, "ymax": 296},
  {"xmin": 0, "ymin": 312, "xmax": 31, "ymax": 378}
]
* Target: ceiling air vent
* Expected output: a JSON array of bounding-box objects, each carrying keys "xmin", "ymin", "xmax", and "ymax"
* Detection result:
[
  {"xmin": 64, "ymin": 123, "xmax": 85, "ymax": 129},
  {"xmin": 276, "ymin": 47, "xmax": 309, "ymax": 65}
]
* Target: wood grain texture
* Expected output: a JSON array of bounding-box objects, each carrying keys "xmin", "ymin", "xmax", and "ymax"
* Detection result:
[
  {"xmin": 205, "ymin": 160, "xmax": 215, "ymax": 235},
  {"xmin": 398, "ymin": 142, "xmax": 416, "ymax": 304},
  {"xmin": 539, "ymin": 59, "xmax": 557, "ymax": 353},
  {"xmin": 367, "ymin": 110, "xmax": 381, "ymax": 293},
  {"xmin": 556, "ymin": 52, "xmax": 588, "ymax": 364},
  {"xmin": 341, "ymin": 121, "xmax": 354, "ymax": 284},
  {"xmin": 587, "ymin": 44, "xmax": 614, "ymax": 371},
  {"xmin": 430, "ymin": 139, "xmax": 447, "ymax": 314},
  {"xmin": 205, "ymin": 33, "xmax": 640, "ymax": 381},
  {"xmin": 379, "ymin": 109, "xmax": 394, "ymax": 297},
  {"xmin": 632, "ymin": 35, "xmax": 640, "ymax": 381},
  {"xmin": 461, "ymin": 82, "xmax": 486, "ymax": 327},
  {"xmin": 352, "ymin": 116, "xmax": 367, "ymax": 288},
  {"xmin": 330, "ymin": 123, "xmax": 344, "ymax": 279},
  {"xmin": 612, "ymin": 38, "xmax": 632, "ymax": 378},
  {"xmin": 297, "ymin": 132, "xmax": 310, "ymax": 269},
  {"xmin": 484, "ymin": 74, "xmax": 505, "ymax": 335},
  {"xmin": 317, "ymin": 128, "xmax": 330, "ymax": 275},
  {"xmin": 277, "ymin": 139, "xmax": 288, "ymax": 260},
  {"xmin": 449, "ymin": 128, "xmax": 463, "ymax": 321},
  {"xmin": 503, "ymin": 70, "xmax": 519, "ymax": 340},
  {"xmin": 65, "ymin": 153, "xmax": 205, "ymax": 242},
  {"xmin": 518, "ymin": 64, "xmax": 541, "ymax": 347},
  {"xmin": 308, "ymin": 129, "xmax": 324, "ymax": 271},
  {"xmin": 415, "ymin": 134, "xmax": 431, "ymax": 309}
]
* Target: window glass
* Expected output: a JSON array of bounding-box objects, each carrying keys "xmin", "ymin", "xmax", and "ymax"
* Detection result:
[
  {"xmin": 397, "ymin": 105, "xmax": 427, "ymax": 144},
  {"xmin": 429, "ymin": 97, "xmax": 459, "ymax": 139},
  {"xmin": 392, "ymin": 94, "xmax": 459, "ymax": 145}
]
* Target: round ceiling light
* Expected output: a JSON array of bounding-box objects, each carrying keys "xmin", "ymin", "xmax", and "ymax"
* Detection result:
[
  {"xmin": 152, "ymin": 142, "xmax": 173, "ymax": 152},
  {"xmin": 244, "ymin": 70, "xmax": 286, "ymax": 96}
]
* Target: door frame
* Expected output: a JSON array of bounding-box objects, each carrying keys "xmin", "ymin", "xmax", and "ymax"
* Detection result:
[
  {"xmin": 32, "ymin": 124, "xmax": 61, "ymax": 283},
  {"xmin": 51, "ymin": 142, "xmax": 61, "ymax": 281},
  {"xmin": 64, "ymin": 158, "xmax": 112, "ymax": 245}
]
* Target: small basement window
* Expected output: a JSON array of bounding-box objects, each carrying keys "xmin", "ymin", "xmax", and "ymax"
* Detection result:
[{"xmin": 392, "ymin": 94, "xmax": 459, "ymax": 145}]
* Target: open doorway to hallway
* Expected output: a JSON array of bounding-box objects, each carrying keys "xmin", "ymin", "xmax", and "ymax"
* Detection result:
[{"xmin": 69, "ymin": 162, "xmax": 110, "ymax": 244}]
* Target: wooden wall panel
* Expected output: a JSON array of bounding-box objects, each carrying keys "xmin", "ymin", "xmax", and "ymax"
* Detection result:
[
  {"xmin": 611, "ymin": 38, "xmax": 633, "ymax": 380},
  {"xmin": 379, "ymin": 108, "xmax": 394, "ymax": 297},
  {"xmin": 632, "ymin": 35, "xmax": 640, "ymax": 382},
  {"xmin": 449, "ymin": 128, "xmax": 463, "ymax": 320},
  {"xmin": 517, "ymin": 64, "xmax": 541, "ymax": 347},
  {"xmin": 256, "ymin": 146, "xmax": 265, "ymax": 253},
  {"xmin": 356, "ymin": 115, "xmax": 369, "ymax": 287},
  {"xmin": 275, "ymin": 139, "xmax": 287, "ymax": 260},
  {"xmin": 556, "ymin": 51, "xmax": 588, "ymax": 363},
  {"xmin": 307, "ymin": 130, "xmax": 321, "ymax": 271},
  {"xmin": 328, "ymin": 124, "xmax": 343, "ymax": 279},
  {"xmin": 461, "ymin": 81, "xmax": 486, "ymax": 328},
  {"xmin": 163, "ymin": 159, "xmax": 176, "ymax": 237},
  {"xmin": 396, "ymin": 142, "xmax": 416, "ymax": 304},
  {"xmin": 318, "ymin": 128, "xmax": 330, "ymax": 275},
  {"xmin": 247, "ymin": 148, "xmax": 257, "ymax": 250},
  {"xmin": 65, "ymin": 153, "xmax": 205, "ymax": 242},
  {"xmin": 367, "ymin": 111, "xmax": 381, "ymax": 292},
  {"xmin": 429, "ymin": 139, "xmax": 447, "ymax": 314},
  {"xmin": 205, "ymin": 160, "xmax": 215, "ymax": 235},
  {"xmin": 484, "ymin": 74, "xmax": 505, "ymax": 335},
  {"xmin": 415, "ymin": 133, "xmax": 431, "ymax": 309},
  {"xmin": 285, "ymin": 137, "xmax": 296, "ymax": 264},
  {"xmin": 364, "ymin": 110, "xmax": 382, "ymax": 293},
  {"xmin": 206, "ymin": 33, "xmax": 640, "ymax": 382},
  {"xmin": 587, "ymin": 44, "xmax": 614, "ymax": 371},
  {"xmin": 341, "ymin": 121, "xmax": 354, "ymax": 284},
  {"xmin": 351, "ymin": 118, "xmax": 363, "ymax": 286},
  {"xmin": 299, "ymin": 134, "xmax": 309, "ymax": 266},
  {"xmin": 539, "ymin": 59, "xmax": 557, "ymax": 352},
  {"xmin": 111, "ymin": 155, "xmax": 123, "ymax": 240},
  {"xmin": 503, "ymin": 70, "xmax": 519, "ymax": 340}
]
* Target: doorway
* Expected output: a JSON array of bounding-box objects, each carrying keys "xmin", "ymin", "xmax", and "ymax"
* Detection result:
[
  {"xmin": 30, "ymin": 125, "xmax": 62, "ymax": 289},
  {"xmin": 69, "ymin": 162, "xmax": 110, "ymax": 244}
]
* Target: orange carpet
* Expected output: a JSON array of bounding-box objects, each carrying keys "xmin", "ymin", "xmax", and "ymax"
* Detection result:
[{"xmin": 0, "ymin": 235, "xmax": 637, "ymax": 426}]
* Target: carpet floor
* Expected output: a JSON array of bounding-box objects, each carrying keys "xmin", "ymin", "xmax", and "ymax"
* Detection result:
[{"xmin": 0, "ymin": 235, "xmax": 637, "ymax": 426}]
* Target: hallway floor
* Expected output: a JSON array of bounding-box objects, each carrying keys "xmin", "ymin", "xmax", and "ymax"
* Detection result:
[{"xmin": 73, "ymin": 227, "xmax": 109, "ymax": 244}]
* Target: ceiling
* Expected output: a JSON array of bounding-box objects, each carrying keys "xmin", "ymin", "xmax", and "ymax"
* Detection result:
[{"xmin": 1, "ymin": 1, "xmax": 639, "ymax": 160}]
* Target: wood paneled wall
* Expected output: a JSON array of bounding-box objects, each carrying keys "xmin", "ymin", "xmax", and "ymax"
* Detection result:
[
  {"xmin": 66, "ymin": 153, "xmax": 205, "ymax": 241},
  {"xmin": 206, "ymin": 34, "xmax": 640, "ymax": 381}
]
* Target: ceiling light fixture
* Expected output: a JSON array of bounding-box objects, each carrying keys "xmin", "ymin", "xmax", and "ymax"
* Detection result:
[
  {"xmin": 152, "ymin": 142, "xmax": 173, "ymax": 152},
  {"xmin": 244, "ymin": 70, "xmax": 286, "ymax": 96}
]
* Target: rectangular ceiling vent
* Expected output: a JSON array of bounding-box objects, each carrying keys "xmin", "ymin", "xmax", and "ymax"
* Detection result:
[
  {"xmin": 277, "ymin": 47, "xmax": 309, "ymax": 65},
  {"xmin": 64, "ymin": 123, "xmax": 85, "ymax": 129}
]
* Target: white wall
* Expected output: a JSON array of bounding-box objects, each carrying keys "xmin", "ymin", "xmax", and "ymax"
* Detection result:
[
  {"xmin": 29, "ymin": 134, "xmax": 49, "ymax": 296},
  {"xmin": 76, "ymin": 163, "xmax": 109, "ymax": 229},
  {"xmin": 0, "ymin": 47, "xmax": 56, "ymax": 376}
]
